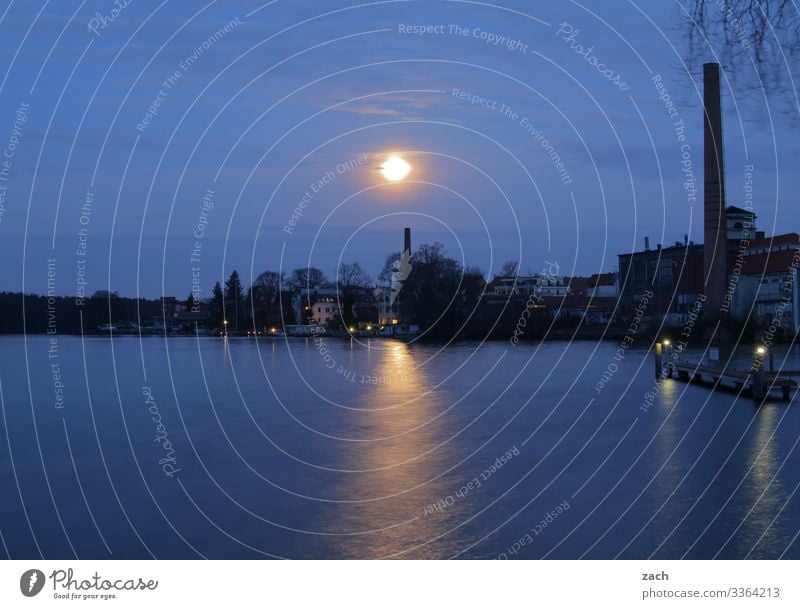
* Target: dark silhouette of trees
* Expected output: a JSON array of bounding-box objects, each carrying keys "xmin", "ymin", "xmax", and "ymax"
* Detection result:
[
  {"xmin": 0, "ymin": 292, "xmax": 166, "ymax": 334},
  {"xmin": 289, "ymin": 267, "xmax": 327, "ymax": 289},
  {"xmin": 337, "ymin": 262, "xmax": 372, "ymax": 326},
  {"xmin": 402, "ymin": 242, "xmax": 483, "ymax": 336},
  {"xmin": 248, "ymin": 270, "xmax": 289, "ymax": 331}
]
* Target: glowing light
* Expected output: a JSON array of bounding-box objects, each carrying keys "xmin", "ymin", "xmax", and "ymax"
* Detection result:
[
  {"xmin": 757, "ymin": 346, "xmax": 766, "ymax": 355},
  {"xmin": 380, "ymin": 155, "xmax": 411, "ymax": 181},
  {"xmin": 663, "ymin": 339, "xmax": 670, "ymax": 346}
]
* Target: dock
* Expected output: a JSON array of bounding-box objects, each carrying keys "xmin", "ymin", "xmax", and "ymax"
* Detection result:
[{"xmin": 668, "ymin": 362, "xmax": 797, "ymax": 401}]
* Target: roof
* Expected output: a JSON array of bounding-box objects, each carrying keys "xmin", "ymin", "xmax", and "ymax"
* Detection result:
[
  {"xmin": 742, "ymin": 249, "xmax": 800, "ymax": 276},
  {"xmin": 541, "ymin": 296, "xmax": 618, "ymax": 310},
  {"xmin": 588, "ymin": 272, "xmax": 616, "ymax": 287},
  {"xmin": 618, "ymin": 242, "xmax": 703, "ymax": 258},
  {"xmin": 747, "ymin": 233, "xmax": 800, "ymax": 250},
  {"xmin": 564, "ymin": 276, "xmax": 592, "ymax": 293},
  {"xmin": 726, "ymin": 205, "xmax": 757, "ymax": 217}
]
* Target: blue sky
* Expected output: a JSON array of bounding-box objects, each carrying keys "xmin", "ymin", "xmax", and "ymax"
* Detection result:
[{"xmin": 0, "ymin": 0, "xmax": 797, "ymax": 298}]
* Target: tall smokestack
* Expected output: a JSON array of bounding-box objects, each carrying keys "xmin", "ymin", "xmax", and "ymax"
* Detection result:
[
  {"xmin": 703, "ymin": 63, "xmax": 727, "ymax": 312},
  {"xmin": 404, "ymin": 227, "xmax": 411, "ymax": 255}
]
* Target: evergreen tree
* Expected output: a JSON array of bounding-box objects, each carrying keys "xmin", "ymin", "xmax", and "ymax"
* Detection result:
[
  {"xmin": 225, "ymin": 270, "xmax": 245, "ymax": 330},
  {"xmin": 212, "ymin": 281, "xmax": 224, "ymax": 329}
]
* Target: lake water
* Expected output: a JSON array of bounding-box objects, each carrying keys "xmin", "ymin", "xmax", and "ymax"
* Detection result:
[{"xmin": 1, "ymin": 335, "xmax": 799, "ymax": 559}]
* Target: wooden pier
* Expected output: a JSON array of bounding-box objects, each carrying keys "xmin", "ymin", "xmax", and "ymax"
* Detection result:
[{"xmin": 667, "ymin": 362, "xmax": 797, "ymax": 401}]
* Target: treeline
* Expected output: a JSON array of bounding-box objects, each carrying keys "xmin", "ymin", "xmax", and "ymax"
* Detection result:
[
  {"xmin": 0, "ymin": 242, "xmax": 563, "ymax": 338},
  {"xmin": 0, "ymin": 291, "xmax": 166, "ymax": 334}
]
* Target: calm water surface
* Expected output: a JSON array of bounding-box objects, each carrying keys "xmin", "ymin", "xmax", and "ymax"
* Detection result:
[{"xmin": 1, "ymin": 335, "xmax": 799, "ymax": 559}]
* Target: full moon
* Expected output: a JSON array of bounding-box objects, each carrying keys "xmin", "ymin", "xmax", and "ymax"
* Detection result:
[{"xmin": 380, "ymin": 155, "xmax": 411, "ymax": 181}]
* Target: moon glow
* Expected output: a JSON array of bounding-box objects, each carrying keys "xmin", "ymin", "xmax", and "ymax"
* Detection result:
[{"xmin": 380, "ymin": 155, "xmax": 411, "ymax": 181}]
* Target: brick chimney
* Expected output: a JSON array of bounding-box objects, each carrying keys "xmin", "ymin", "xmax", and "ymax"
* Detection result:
[{"xmin": 703, "ymin": 63, "xmax": 728, "ymax": 312}]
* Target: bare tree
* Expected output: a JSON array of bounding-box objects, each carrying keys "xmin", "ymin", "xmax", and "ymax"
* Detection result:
[
  {"xmin": 497, "ymin": 261, "xmax": 519, "ymax": 278},
  {"xmin": 337, "ymin": 262, "xmax": 372, "ymax": 326},
  {"xmin": 337, "ymin": 262, "xmax": 371, "ymax": 291},
  {"xmin": 289, "ymin": 267, "xmax": 327, "ymax": 289},
  {"xmin": 681, "ymin": 0, "xmax": 799, "ymax": 115}
]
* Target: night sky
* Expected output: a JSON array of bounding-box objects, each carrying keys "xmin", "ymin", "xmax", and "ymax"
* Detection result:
[{"xmin": 0, "ymin": 1, "xmax": 797, "ymax": 298}]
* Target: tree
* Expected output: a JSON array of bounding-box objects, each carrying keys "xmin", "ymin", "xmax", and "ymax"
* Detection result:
[
  {"xmin": 290, "ymin": 267, "xmax": 327, "ymax": 289},
  {"xmin": 91, "ymin": 290, "xmax": 120, "ymax": 299},
  {"xmin": 681, "ymin": 1, "xmax": 799, "ymax": 115},
  {"xmin": 88, "ymin": 290, "xmax": 123, "ymax": 325},
  {"xmin": 338, "ymin": 262, "xmax": 371, "ymax": 291},
  {"xmin": 497, "ymin": 261, "xmax": 519, "ymax": 278},
  {"xmin": 248, "ymin": 270, "xmax": 286, "ymax": 331},
  {"xmin": 378, "ymin": 252, "xmax": 402, "ymax": 284},
  {"xmin": 211, "ymin": 281, "xmax": 224, "ymax": 329},
  {"xmin": 403, "ymin": 242, "xmax": 464, "ymax": 335},
  {"xmin": 337, "ymin": 262, "xmax": 372, "ymax": 325},
  {"xmin": 225, "ymin": 270, "xmax": 245, "ymax": 330}
]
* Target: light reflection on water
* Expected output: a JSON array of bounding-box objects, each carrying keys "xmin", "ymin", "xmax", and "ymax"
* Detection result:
[{"xmin": 0, "ymin": 336, "xmax": 799, "ymax": 559}]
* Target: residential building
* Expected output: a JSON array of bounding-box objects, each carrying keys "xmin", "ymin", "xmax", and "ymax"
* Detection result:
[{"xmin": 311, "ymin": 297, "xmax": 340, "ymax": 326}]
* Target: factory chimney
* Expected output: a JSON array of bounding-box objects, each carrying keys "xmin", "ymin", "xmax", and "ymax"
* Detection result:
[
  {"xmin": 404, "ymin": 227, "xmax": 411, "ymax": 256},
  {"xmin": 703, "ymin": 63, "xmax": 728, "ymax": 311}
]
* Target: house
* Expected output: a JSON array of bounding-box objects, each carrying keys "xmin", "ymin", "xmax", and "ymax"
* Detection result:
[
  {"xmin": 733, "ymin": 236, "xmax": 800, "ymax": 334},
  {"xmin": 489, "ymin": 275, "xmax": 568, "ymax": 298},
  {"xmin": 544, "ymin": 296, "xmax": 617, "ymax": 324},
  {"xmin": 292, "ymin": 282, "xmax": 339, "ymax": 324},
  {"xmin": 311, "ymin": 297, "xmax": 340, "ymax": 326}
]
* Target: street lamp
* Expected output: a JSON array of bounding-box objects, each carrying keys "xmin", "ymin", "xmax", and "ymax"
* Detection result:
[
  {"xmin": 756, "ymin": 345, "xmax": 773, "ymax": 371},
  {"xmin": 754, "ymin": 345, "xmax": 768, "ymax": 374},
  {"xmin": 753, "ymin": 345, "xmax": 768, "ymax": 400}
]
